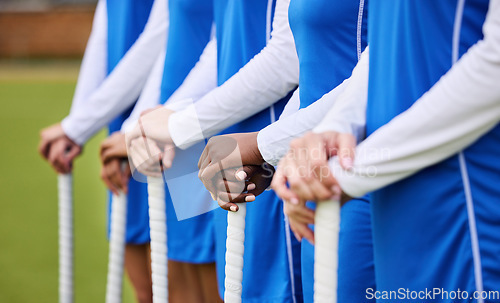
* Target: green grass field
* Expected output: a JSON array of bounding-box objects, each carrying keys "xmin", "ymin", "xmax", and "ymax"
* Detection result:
[{"xmin": 0, "ymin": 59, "xmax": 136, "ymax": 302}]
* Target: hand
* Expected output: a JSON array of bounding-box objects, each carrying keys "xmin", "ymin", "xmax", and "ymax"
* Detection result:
[
  {"xmin": 100, "ymin": 132, "xmax": 128, "ymax": 163},
  {"xmin": 198, "ymin": 132, "xmax": 264, "ymax": 193},
  {"xmin": 100, "ymin": 158, "xmax": 131, "ymax": 195},
  {"xmin": 126, "ymin": 106, "xmax": 175, "ymax": 148},
  {"xmin": 126, "ymin": 106, "xmax": 176, "ymax": 177},
  {"xmin": 127, "ymin": 136, "xmax": 175, "ymax": 177},
  {"xmin": 212, "ymin": 164, "xmax": 275, "ymax": 212},
  {"xmin": 284, "ymin": 199, "xmax": 315, "ymax": 244},
  {"xmin": 39, "ymin": 123, "xmax": 81, "ymax": 173},
  {"xmin": 271, "ymin": 131, "xmax": 355, "ymax": 204}
]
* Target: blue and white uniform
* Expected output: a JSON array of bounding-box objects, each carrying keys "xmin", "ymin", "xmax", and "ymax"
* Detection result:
[
  {"xmin": 287, "ymin": 1, "xmax": 374, "ymax": 302},
  {"xmin": 313, "ymin": 0, "xmax": 500, "ymax": 301},
  {"xmin": 106, "ymin": 0, "xmax": 155, "ymax": 245},
  {"xmin": 211, "ymin": 1, "xmax": 301, "ymax": 301},
  {"xmin": 61, "ymin": 0, "xmax": 168, "ymax": 244},
  {"xmin": 160, "ymin": 0, "xmax": 216, "ymax": 263}
]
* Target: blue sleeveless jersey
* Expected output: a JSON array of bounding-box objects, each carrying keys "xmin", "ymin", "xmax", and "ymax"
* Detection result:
[
  {"xmin": 160, "ymin": 0, "xmax": 216, "ymax": 263},
  {"xmin": 212, "ymin": 1, "xmax": 302, "ymax": 302},
  {"xmin": 105, "ymin": 0, "xmax": 154, "ymax": 245},
  {"xmin": 288, "ymin": 1, "xmax": 374, "ymax": 302},
  {"xmin": 368, "ymin": 0, "xmax": 500, "ymax": 300}
]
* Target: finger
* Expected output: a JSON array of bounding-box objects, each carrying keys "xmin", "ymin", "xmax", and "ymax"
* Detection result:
[
  {"xmin": 121, "ymin": 167, "xmax": 131, "ymax": 194},
  {"xmin": 289, "ymin": 218, "xmax": 314, "ymax": 244},
  {"xmin": 102, "ymin": 146, "xmax": 127, "ymax": 164},
  {"xmin": 48, "ymin": 145, "xmax": 66, "ymax": 174},
  {"xmin": 38, "ymin": 138, "xmax": 50, "ymax": 159},
  {"xmin": 288, "ymin": 223, "xmax": 302, "ymax": 242},
  {"xmin": 162, "ymin": 145, "xmax": 176, "ymax": 169},
  {"xmin": 199, "ymin": 161, "xmax": 222, "ymax": 182},
  {"xmin": 271, "ymin": 165, "xmax": 299, "ymax": 205},
  {"xmin": 217, "ymin": 191, "xmax": 256, "ymax": 203},
  {"xmin": 63, "ymin": 144, "xmax": 80, "ymax": 167},
  {"xmin": 101, "ymin": 169, "xmax": 119, "ymax": 195},
  {"xmin": 217, "ymin": 199, "xmax": 239, "ymax": 212},
  {"xmin": 215, "ymin": 179, "xmax": 254, "ymax": 193},
  {"xmin": 198, "ymin": 144, "xmax": 210, "ymax": 169},
  {"xmin": 126, "ymin": 124, "xmax": 142, "ymax": 147},
  {"xmin": 337, "ymin": 133, "xmax": 356, "ymax": 170},
  {"xmin": 285, "ymin": 204, "xmax": 316, "ymax": 224}
]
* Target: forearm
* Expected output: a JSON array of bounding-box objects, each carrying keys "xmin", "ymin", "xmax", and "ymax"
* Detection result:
[
  {"xmin": 62, "ymin": 0, "xmax": 169, "ymax": 145},
  {"xmin": 121, "ymin": 50, "xmax": 166, "ymax": 133}
]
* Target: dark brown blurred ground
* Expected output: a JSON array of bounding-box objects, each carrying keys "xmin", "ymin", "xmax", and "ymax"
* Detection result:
[{"xmin": 0, "ymin": 6, "xmax": 95, "ymax": 58}]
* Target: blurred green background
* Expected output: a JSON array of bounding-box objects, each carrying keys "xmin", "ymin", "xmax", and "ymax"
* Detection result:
[{"xmin": 0, "ymin": 59, "xmax": 136, "ymax": 302}]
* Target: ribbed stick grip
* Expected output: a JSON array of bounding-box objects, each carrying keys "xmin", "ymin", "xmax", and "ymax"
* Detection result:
[
  {"xmin": 58, "ymin": 174, "xmax": 73, "ymax": 303},
  {"xmin": 224, "ymin": 204, "xmax": 247, "ymax": 303},
  {"xmin": 105, "ymin": 191, "xmax": 127, "ymax": 303},
  {"xmin": 147, "ymin": 177, "xmax": 168, "ymax": 303},
  {"xmin": 314, "ymin": 199, "xmax": 340, "ymax": 303}
]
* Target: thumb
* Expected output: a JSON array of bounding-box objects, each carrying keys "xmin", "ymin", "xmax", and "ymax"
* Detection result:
[{"xmin": 337, "ymin": 133, "xmax": 356, "ymax": 170}]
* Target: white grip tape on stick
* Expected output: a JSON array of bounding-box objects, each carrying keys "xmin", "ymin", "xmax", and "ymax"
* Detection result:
[
  {"xmin": 224, "ymin": 203, "xmax": 247, "ymax": 303},
  {"xmin": 105, "ymin": 191, "xmax": 127, "ymax": 303},
  {"xmin": 314, "ymin": 199, "xmax": 341, "ymax": 303},
  {"xmin": 147, "ymin": 177, "xmax": 168, "ymax": 303},
  {"xmin": 58, "ymin": 173, "xmax": 73, "ymax": 303}
]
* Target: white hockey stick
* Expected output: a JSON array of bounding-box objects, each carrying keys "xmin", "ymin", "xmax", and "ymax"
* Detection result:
[
  {"xmin": 105, "ymin": 190, "xmax": 128, "ymax": 303},
  {"xmin": 147, "ymin": 176, "xmax": 168, "ymax": 303},
  {"xmin": 314, "ymin": 199, "xmax": 341, "ymax": 303},
  {"xmin": 224, "ymin": 203, "xmax": 247, "ymax": 303},
  {"xmin": 58, "ymin": 173, "xmax": 74, "ymax": 303}
]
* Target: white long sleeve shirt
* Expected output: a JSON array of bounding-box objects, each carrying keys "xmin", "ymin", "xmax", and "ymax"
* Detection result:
[
  {"xmin": 120, "ymin": 37, "xmax": 218, "ymax": 132},
  {"xmin": 256, "ymin": 48, "xmax": 369, "ymax": 166},
  {"xmin": 167, "ymin": 0, "xmax": 299, "ymax": 149},
  {"xmin": 68, "ymin": 0, "xmax": 107, "ymax": 113},
  {"xmin": 61, "ymin": 0, "xmax": 169, "ymax": 145},
  {"xmin": 321, "ymin": 0, "xmax": 500, "ymax": 198}
]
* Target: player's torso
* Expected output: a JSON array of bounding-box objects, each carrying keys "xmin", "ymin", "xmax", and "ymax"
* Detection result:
[
  {"xmin": 214, "ymin": 0, "xmax": 289, "ymax": 133},
  {"xmin": 289, "ymin": 0, "xmax": 368, "ymax": 108},
  {"xmin": 367, "ymin": 0, "xmax": 500, "ymax": 294},
  {"xmin": 160, "ymin": 0, "xmax": 214, "ymax": 102}
]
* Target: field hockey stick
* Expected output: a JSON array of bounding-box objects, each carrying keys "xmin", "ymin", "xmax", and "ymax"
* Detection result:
[
  {"xmin": 58, "ymin": 173, "xmax": 74, "ymax": 303},
  {"xmin": 147, "ymin": 176, "xmax": 168, "ymax": 303},
  {"xmin": 105, "ymin": 186, "xmax": 128, "ymax": 303},
  {"xmin": 224, "ymin": 202, "xmax": 246, "ymax": 303},
  {"xmin": 314, "ymin": 198, "xmax": 341, "ymax": 303}
]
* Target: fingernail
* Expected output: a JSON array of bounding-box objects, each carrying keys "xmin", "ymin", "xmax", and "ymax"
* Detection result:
[
  {"xmin": 245, "ymin": 195, "xmax": 256, "ymax": 202},
  {"xmin": 236, "ymin": 171, "xmax": 247, "ymax": 181},
  {"xmin": 341, "ymin": 157, "xmax": 353, "ymax": 170},
  {"xmin": 230, "ymin": 205, "xmax": 238, "ymax": 212},
  {"xmin": 210, "ymin": 193, "xmax": 217, "ymax": 200},
  {"xmin": 290, "ymin": 198, "xmax": 299, "ymax": 205},
  {"xmin": 247, "ymin": 183, "xmax": 256, "ymax": 191}
]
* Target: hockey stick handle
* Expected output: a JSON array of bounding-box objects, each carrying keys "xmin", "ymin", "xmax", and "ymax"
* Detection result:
[
  {"xmin": 58, "ymin": 173, "xmax": 74, "ymax": 303},
  {"xmin": 105, "ymin": 190, "xmax": 127, "ymax": 303},
  {"xmin": 314, "ymin": 198, "xmax": 341, "ymax": 303},
  {"xmin": 224, "ymin": 203, "xmax": 247, "ymax": 303},
  {"xmin": 147, "ymin": 177, "xmax": 168, "ymax": 303}
]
